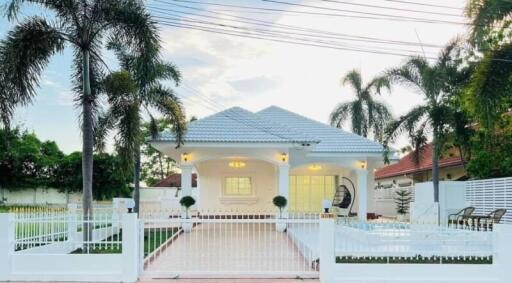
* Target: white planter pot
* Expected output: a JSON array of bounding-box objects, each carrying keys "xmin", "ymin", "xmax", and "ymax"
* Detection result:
[
  {"xmin": 182, "ymin": 221, "xmax": 193, "ymax": 233},
  {"xmin": 276, "ymin": 222, "xmax": 287, "ymax": 232}
]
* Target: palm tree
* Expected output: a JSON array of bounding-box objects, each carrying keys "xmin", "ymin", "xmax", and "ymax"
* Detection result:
[
  {"xmin": 384, "ymin": 40, "xmax": 471, "ymax": 214},
  {"xmin": 1, "ymin": 0, "xmax": 159, "ymax": 244},
  {"xmin": 95, "ymin": 46, "xmax": 186, "ymax": 214},
  {"xmin": 330, "ymin": 69, "xmax": 392, "ymax": 141}
]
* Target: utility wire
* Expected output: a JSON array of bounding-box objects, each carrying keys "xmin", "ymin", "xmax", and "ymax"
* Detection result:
[
  {"xmin": 262, "ymin": 0, "xmax": 467, "ymax": 25},
  {"xmin": 149, "ymin": 10, "xmax": 440, "ymax": 54},
  {"xmin": 319, "ymin": 0, "xmax": 463, "ymax": 17},
  {"xmin": 151, "ymin": 1, "xmax": 445, "ymax": 49},
  {"xmin": 158, "ymin": 0, "xmax": 467, "ymax": 25},
  {"xmin": 381, "ymin": 0, "xmax": 463, "ymax": 10}
]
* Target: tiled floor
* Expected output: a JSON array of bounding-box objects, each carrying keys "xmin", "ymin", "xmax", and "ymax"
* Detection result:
[{"xmin": 144, "ymin": 223, "xmax": 316, "ymax": 277}]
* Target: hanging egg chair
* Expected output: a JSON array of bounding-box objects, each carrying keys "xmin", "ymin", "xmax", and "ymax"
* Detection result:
[{"xmin": 330, "ymin": 177, "xmax": 356, "ymax": 217}]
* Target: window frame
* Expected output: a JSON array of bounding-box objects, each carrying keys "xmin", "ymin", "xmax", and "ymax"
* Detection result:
[{"xmin": 222, "ymin": 176, "xmax": 254, "ymax": 197}]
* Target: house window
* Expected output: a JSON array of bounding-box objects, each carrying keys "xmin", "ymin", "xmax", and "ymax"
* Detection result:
[{"xmin": 224, "ymin": 177, "xmax": 252, "ymax": 196}]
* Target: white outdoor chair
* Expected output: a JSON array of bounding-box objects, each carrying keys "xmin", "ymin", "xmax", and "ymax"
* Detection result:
[{"xmin": 329, "ymin": 177, "xmax": 356, "ymax": 218}]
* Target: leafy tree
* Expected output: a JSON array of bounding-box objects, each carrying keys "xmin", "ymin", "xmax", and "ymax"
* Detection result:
[
  {"xmin": 140, "ymin": 119, "xmax": 178, "ymax": 186},
  {"xmin": 330, "ymin": 69, "xmax": 392, "ymax": 141},
  {"xmin": 0, "ymin": 127, "xmax": 64, "ymax": 189},
  {"xmin": 179, "ymin": 196, "xmax": 195, "ymax": 219},
  {"xmin": 53, "ymin": 152, "xmax": 132, "ymax": 200},
  {"xmin": 95, "ymin": 46, "xmax": 186, "ymax": 213},
  {"xmin": 1, "ymin": 0, "xmax": 160, "ymax": 239},
  {"xmin": 464, "ymin": 1, "xmax": 512, "ymax": 135},
  {"xmin": 384, "ymin": 40, "xmax": 472, "ymax": 211},
  {"xmin": 272, "ymin": 195, "xmax": 287, "ymax": 219}
]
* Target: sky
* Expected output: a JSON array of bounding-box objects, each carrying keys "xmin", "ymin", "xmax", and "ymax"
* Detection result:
[{"xmin": 1, "ymin": 0, "xmax": 468, "ymax": 153}]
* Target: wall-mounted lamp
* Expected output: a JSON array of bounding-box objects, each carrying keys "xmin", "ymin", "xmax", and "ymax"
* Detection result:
[
  {"xmin": 229, "ymin": 161, "xmax": 246, "ymax": 168},
  {"xmin": 308, "ymin": 164, "xmax": 322, "ymax": 171},
  {"xmin": 358, "ymin": 160, "xmax": 367, "ymax": 169},
  {"xmin": 280, "ymin": 153, "xmax": 288, "ymax": 162},
  {"xmin": 181, "ymin": 153, "xmax": 189, "ymax": 162}
]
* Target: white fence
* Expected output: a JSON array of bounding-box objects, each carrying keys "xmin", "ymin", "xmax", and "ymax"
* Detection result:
[
  {"xmin": 466, "ymin": 177, "xmax": 512, "ymax": 224},
  {"xmin": 319, "ymin": 215, "xmax": 512, "ymax": 283},
  {"xmin": 0, "ymin": 209, "xmax": 139, "ymax": 282}
]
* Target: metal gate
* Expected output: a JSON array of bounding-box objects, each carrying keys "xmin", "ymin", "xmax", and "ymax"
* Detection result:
[{"xmin": 139, "ymin": 211, "xmax": 320, "ymax": 279}]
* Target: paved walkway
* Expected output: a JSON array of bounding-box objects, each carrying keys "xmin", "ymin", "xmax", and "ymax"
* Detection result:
[
  {"xmin": 140, "ymin": 279, "xmax": 319, "ymax": 283},
  {"xmin": 144, "ymin": 223, "xmax": 316, "ymax": 278}
]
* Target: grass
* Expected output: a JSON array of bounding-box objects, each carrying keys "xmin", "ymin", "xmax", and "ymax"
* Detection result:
[
  {"xmin": 336, "ymin": 255, "xmax": 493, "ymax": 264},
  {"xmin": 71, "ymin": 229, "xmax": 178, "ymax": 255}
]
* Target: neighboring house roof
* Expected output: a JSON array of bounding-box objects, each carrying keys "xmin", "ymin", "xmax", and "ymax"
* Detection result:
[
  {"xmin": 375, "ymin": 144, "xmax": 464, "ymax": 180},
  {"xmin": 155, "ymin": 106, "xmax": 384, "ymax": 154},
  {"xmin": 153, "ymin": 173, "xmax": 197, "ymax": 188}
]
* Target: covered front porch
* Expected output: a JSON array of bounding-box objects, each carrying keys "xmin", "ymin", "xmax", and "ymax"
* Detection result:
[{"xmin": 151, "ymin": 144, "xmax": 381, "ymax": 220}]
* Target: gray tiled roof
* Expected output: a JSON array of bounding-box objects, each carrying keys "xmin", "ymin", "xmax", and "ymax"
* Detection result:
[
  {"xmin": 156, "ymin": 106, "xmax": 319, "ymax": 144},
  {"xmin": 255, "ymin": 106, "xmax": 384, "ymax": 153},
  {"xmin": 155, "ymin": 106, "xmax": 384, "ymax": 154}
]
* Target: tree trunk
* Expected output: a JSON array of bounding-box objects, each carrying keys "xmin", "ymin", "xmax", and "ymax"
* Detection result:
[
  {"xmin": 81, "ymin": 49, "xmax": 94, "ymax": 251},
  {"xmin": 133, "ymin": 146, "xmax": 141, "ymax": 215},
  {"xmin": 432, "ymin": 133, "xmax": 441, "ymax": 225}
]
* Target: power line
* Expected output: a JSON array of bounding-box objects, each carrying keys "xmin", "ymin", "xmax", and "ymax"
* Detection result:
[
  {"xmin": 381, "ymin": 0, "xmax": 463, "ymax": 11},
  {"xmin": 158, "ymin": 0, "xmax": 467, "ymax": 25},
  {"xmin": 319, "ymin": 0, "xmax": 463, "ymax": 17},
  {"xmin": 155, "ymin": 19, "xmax": 438, "ymax": 58},
  {"xmin": 149, "ymin": 9, "xmax": 440, "ymax": 53},
  {"xmin": 151, "ymin": 1, "xmax": 445, "ymax": 49}
]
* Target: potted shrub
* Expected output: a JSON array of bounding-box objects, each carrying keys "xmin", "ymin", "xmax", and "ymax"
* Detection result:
[
  {"xmin": 395, "ymin": 189, "xmax": 412, "ymax": 222},
  {"xmin": 180, "ymin": 196, "xmax": 196, "ymax": 232},
  {"xmin": 273, "ymin": 195, "xmax": 288, "ymax": 232}
]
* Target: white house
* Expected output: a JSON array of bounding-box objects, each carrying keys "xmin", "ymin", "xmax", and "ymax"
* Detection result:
[{"xmin": 150, "ymin": 106, "xmax": 389, "ymax": 220}]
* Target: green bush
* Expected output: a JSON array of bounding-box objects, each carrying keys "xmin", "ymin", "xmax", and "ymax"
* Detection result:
[
  {"xmin": 180, "ymin": 196, "xmax": 196, "ymax": 218},
  {"xmin": 272, "ymin": 195, "xmax": 287, "ymax": 218}
]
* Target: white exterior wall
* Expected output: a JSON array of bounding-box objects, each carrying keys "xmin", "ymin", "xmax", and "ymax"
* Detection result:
[
  {"xmin": 195, "ymin": 159, "xmax": 277, "ymax": 211},
  {"xmin": 0, "ymin": 188, "xmax": 81, "ymax": 205},
  {"xmin": 139, "ymin": 187, "xmax": 199, "ymax": 211}
]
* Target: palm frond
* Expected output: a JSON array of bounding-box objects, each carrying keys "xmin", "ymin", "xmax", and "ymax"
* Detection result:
[
  {"xmin": 341, "ymin": 69, "xmax": 363, "ymax": 94},
  {"xmin": 0, "ymin": 17, "xmax": 65, "ymax": 108},
  {"xmin": 94, "ymin": 109, "xmax": 117, "ymax": 154},
  {"xmin": 384, "ymin": 105, "xmax": 429, "ymax": 144},
  {"xmin": 365, "ymin": 76, "xmax": 391, "ymax": 95},
  {"xmin": 329, "ymin": 102, "xmax": 352, "ymax": 128},
  {"xmin": 148, "ymin": 85, "xmax": 187, "ymax": 147}
]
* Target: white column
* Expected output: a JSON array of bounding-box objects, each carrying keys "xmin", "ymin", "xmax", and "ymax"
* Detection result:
[
  {"xmin": 278, "ymin": 164, "xmax": 290, "ymax": 199},
  {"xmin": 356, "ymin": 169, "xmax": 368, "ymax": 221},
  {"xmin": 181, "ymin": 165, "xmax": 193, "ymax": 197}
]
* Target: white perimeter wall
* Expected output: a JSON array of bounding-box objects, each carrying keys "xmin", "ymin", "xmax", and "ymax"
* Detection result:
[
  {"xmin": 195, "ymin": 159, "xmax": 277, "ymax": 211},
  {"xmin": 0, "ymin": 188, "xmax": 81, "ymax": 205}
]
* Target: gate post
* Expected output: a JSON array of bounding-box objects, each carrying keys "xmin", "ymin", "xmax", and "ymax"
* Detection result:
[
  {"xmin": 493, "ymin": 224, "xmax": 512, "ymax": 282},
  {"xmin": 319, "ymin": 213, "xmax": 336, "ymax": 283},
  {"xmin": 121, "ymin": 213, "xmax": 139, "ymax": 282},
  {"xmin": 0, "ymin": 213, "xmax": 14, "ymax": 281}
]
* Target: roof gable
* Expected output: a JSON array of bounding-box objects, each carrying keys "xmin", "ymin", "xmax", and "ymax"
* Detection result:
[
  {"xmin": 156, "ymin": 106, "xmax": 318, "ymax": 144},
  {"xmin": 256, "ymin": 106, "xmax": 385, "ymax": 153}
]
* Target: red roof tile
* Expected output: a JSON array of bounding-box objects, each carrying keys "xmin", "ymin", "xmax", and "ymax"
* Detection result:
[
  {"xmin": 375, "ymin": 144, "xmax": 463, "ymax": 180},
  {"xmin": 153, "ymin": 173, "xmax": 197, "ymax": 187}
]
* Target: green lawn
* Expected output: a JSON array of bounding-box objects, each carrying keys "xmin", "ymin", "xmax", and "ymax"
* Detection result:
[{"xmin": 71, "ymin": 229, "xmax": 178, "ymax": 256}]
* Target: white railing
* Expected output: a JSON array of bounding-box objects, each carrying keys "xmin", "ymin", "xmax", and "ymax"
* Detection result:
[
  {"xmin": 466, "ymin": 177, "xmax": 512, "ymax": 224},
  {"xmin": 10, "ymin": 205, "xmax": 121, "ymax": 254},
  {"xmin": 140, "ymin": 210, "xmax": 320, "ymax": 278},
  {"xmin": 318, "ymin": 214, "xmax": 512, "ymax": 283},
  {"xmin": 335, "ymin": 219, "xmax": 493, "ymax": 260},
  {"xmin": 0, "ymin": 213, "xmax": 139, "ymax": 282}
]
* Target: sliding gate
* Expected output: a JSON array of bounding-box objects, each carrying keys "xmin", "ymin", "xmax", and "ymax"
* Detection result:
[{"xmin": 140, "ymin": 211, "xmax": 320, "ymax": 278}]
